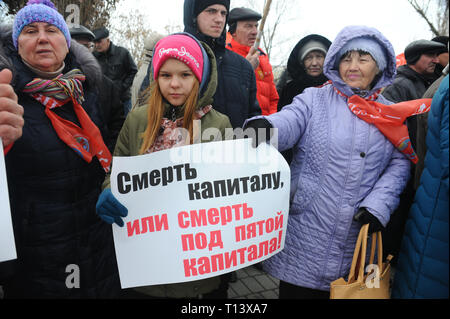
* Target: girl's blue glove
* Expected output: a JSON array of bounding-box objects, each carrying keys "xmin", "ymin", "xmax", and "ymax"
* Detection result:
[{"xmin": 96, "ymin": 188, "xmax": 128, "ymax": 227}]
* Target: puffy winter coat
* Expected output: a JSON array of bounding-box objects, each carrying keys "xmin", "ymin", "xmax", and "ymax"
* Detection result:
[
  {"xmin": 226, "ymin": 38, "xmax": 279, "ymax": 115},
  {"xmin": 183, "ymin": 0, "xmax": 261, "ymax": 128},
  {"xmin": 0, "ymin": 26, "xmax": 120, "ymax": 298},
  {"xmin": 246, "ymin": 25, "xmax": 411, "ymax": 291},
  {"xmin": 392, "ymin": 75, "xmax": 449, "ymax": 299}
]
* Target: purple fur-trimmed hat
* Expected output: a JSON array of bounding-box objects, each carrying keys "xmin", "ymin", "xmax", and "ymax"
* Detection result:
[{"xmin": 12, "ymin": 0, "xmax": 71, "ymax": 49}]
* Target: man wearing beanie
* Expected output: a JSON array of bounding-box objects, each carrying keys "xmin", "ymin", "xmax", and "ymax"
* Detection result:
[
  {"xmin": 382, "ymin": 38, "xmax": 447, "ymax": 266},
  {"xmin": 93, "ymin": 26, "xmax": 137, "ymax": 116},
  {"xmin": 183, "ymin": 0, "xmax": 261, "ymax": 129},
  {"xmin": 226, "ymin": 7, "xmax": 279, "ymax": 115}
]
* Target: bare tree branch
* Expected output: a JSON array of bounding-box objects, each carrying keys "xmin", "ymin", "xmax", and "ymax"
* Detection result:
[{"xmin": 407, "ymin": 0, "xmax": 449, "ymax": 36}]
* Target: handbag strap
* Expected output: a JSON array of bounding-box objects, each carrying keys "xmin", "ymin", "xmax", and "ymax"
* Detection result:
[
  {"xmin": 348, "ymin": 223, "xmax": 369, "ymax": 283},
  {"xmin": 377, "ymin": 231, "xmax": 383, "ymax": 271},
  {"xmin": 369, "ymin": 233, "xmax": 376, "ymax": 265},
  {"xmin": 368, "ymin": 231, "xmax": 384, "ymax": 273}
]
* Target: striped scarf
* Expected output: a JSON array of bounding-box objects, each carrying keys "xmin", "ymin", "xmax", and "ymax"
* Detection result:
[
  {"xmin": 23, "ymin": 69, "xmax": 86, "ymax": 105},
  {"xmin": 23, "ymin": 69, "xmax": 112, "ymax": 172}
]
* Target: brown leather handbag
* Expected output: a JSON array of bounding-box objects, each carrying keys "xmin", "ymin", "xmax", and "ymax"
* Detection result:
[{"xmin": 330, "ymin": 223, "xmax": 393, "ymax": 299}]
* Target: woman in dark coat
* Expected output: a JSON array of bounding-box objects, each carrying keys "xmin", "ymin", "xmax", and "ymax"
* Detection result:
[
  {"xmin": 0, "ymin": 0, "xmax": 120, "ymax": 298},
  {"xmin": 277, "ymin": 34, "xmax": 332, "ymax": 110},
  {"xmin": 276, "ymin": 34, "xmax": 331, "ymax": 163}
]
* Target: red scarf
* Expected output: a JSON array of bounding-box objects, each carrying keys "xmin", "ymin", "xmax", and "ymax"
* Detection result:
[
  {"xmin": 348, "ymin": 95, "xmax": 431, "ymax": 163},
  {"xmin": 23, "ymin": 70, "xmax": 112, "ymax": 172},
  {"xmin": 327, "ymin": 81, "xmax": 431, "ymax": 163},
  {"xmin": 31, "ymin": 94, "xmax": 112, "ymax": 172},
  {"xmin": 3, "ymin": 142, "xmax": 13, "ymax": 155}
]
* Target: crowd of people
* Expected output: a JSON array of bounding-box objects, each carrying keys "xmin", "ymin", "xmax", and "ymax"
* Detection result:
[{"xmin": 0, "ymin": 0, "xmax": 448, "ymax": 299}]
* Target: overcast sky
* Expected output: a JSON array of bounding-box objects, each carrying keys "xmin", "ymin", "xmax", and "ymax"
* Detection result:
[{"xmin": 114, "ymin": 0, "xmax": 437, "ymax": 66}]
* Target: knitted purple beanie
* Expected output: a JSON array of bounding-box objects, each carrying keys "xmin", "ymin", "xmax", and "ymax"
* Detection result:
[{"xmin": 12, "ymin": 0, "xmax": 71, "ymax": 49}]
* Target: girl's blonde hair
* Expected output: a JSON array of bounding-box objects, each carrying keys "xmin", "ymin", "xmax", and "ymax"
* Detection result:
[{"xmin": 139, "ymin": 79, "xmax": 200, "ymax": 154}]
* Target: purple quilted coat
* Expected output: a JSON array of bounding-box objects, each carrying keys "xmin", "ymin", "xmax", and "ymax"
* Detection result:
[{"xmin": 247, "ymin": 26, "xmax": 411, "ymax": 291}]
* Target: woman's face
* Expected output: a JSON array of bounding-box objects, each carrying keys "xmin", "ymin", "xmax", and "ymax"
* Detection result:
[
  {"xmin": 303, "ymin": 50, "xmax": 325, "ymax": 77},
  {"xmin": 18, "ymin": 22, "xmax": 68, "ymax": 73},
  {"xmin": 158, "ymin": 58, "xmax": 197, "ymax": 106},
  {"xmin": 338, "ymin": 51, "xmax": 379, "ymax": 90}
]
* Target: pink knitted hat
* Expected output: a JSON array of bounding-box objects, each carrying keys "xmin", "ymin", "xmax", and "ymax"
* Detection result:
[{"xmin": 152, "ymin": 34, "xmax": 204, "ymax": 82}]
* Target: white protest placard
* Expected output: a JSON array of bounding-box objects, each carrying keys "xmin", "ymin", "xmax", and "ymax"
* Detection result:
[
  {"xmin": 111, "ymin": 139, "xmax": 290, "ymax": 289},
  {"xmin": 0, "ymin": 138, "xmax": 17, "ymax": 263}
]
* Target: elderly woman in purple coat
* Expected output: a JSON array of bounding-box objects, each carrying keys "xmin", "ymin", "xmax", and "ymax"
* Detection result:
[{"xmin": 245, "ymin": 25, "xmax": 411, "ymax": 298}]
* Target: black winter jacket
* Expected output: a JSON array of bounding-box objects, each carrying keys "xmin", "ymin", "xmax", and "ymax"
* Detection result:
[
  {"xmin": 382, "ymin": 64, "xmax": 437, "ymax": 102},
  {"xmin": 276, "ymin": 34, "xmax": 331, "ymax": 163},
  {"xmin": 0, "ymin": 27, "xmax": 120, "ymax": 298},
  {"xmin": 98, "ymin": 75, "xmax": 125, "ymax": 152},
  {"xmin": 183, "ymin": 0, "xmax": 261, "ymax": 128},
  {"xmin": 93, "ymin": 42, "xmax": 137, "ymax": 102}
]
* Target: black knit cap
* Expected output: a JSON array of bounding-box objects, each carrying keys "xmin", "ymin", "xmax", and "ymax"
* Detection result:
[
  {"xmin": 194, "ymin": 0, "xmax": 230, "ymax": 17},
  {"xmin": 404, "ymin": 39, "xmax": 447, "ymax": 65}
]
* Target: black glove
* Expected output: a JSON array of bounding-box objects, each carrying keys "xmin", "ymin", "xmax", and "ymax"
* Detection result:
[
  {"xmin": 243, "ymin": 118, "xmax": 273, "ymax": 148},
  {"xmin": 353, "ymin": 208, "xmax": 384, "ymax": 234}
]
